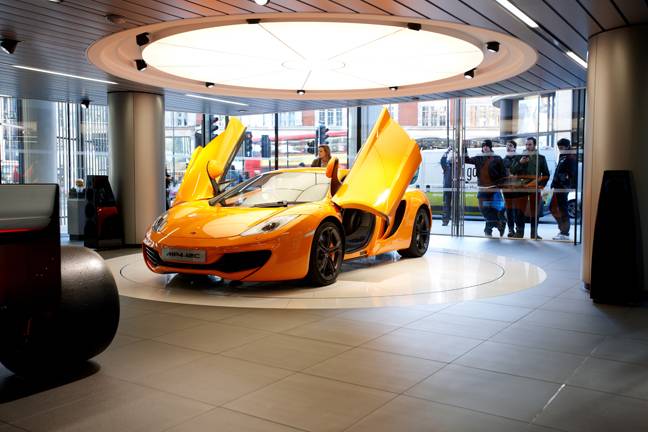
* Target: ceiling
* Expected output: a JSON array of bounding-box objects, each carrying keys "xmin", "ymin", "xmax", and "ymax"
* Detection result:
[{"xmin": 0, "ymin": 0, "xmax": 646, "ymax": 114}]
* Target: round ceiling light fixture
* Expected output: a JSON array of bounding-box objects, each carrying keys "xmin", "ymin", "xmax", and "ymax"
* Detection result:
[
  {"xmin": 88, "ymin": 14, "xmax": 537, "ymax": 100},
  {"xmin": 254, "ymin": 0, "xmax": 269, "ymax": 5}
]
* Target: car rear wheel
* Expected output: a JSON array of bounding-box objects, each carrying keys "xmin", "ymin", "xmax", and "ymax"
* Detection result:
[
  {"xmin": 398, "ymin": 207, "xmax": 430, "ymax": 258},
  {"xmin": 306, "ymin": 221, "xmax": 343, "ymax": 286}
]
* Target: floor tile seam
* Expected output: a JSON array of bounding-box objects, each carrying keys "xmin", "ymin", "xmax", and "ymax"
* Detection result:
[
  {"xmin": 162, "ymin": 308, "xmax": 252, "ymax": 322},
  {"xmin": 377, "ymin": 323, "xmax": 488, "ymax": 344},
  {"xmin": 215, "ymin": 406, "xmax": 313, "ymax": 432},
  {"xmin": 354, "ymin": 344, "xmax": 458, "ymax": 363},
  {"xmin": 116, "ymin": 318, "xmax": 213, "ymax": 340},
  {"xmin": 417, "ymin": 309, "xmax": 518, "ymax": 325},
  {"xmin": 2, "ymin": 422, "xmax": 30, "ymax": 432},
  {"xmin": 587, "ymin": 352, "xmax": 648, "ymax": 368},
  {"xmin": 110, "ymin": 334, "xmax": 145, "ymax": 349},
  {"xmin": 484, "ymin": 336, "xmax": 604, "ymax": 358},
  {"xmin": 106, "ymin": 363, "xmax": 296, "ymax": 411},
  {"xmin": 275, "ymin": 330, "xmax": 361, "ymax": 348},
  {"xmin": 536, "ymin": 305, "xmax": 633, "ymax": 320},
  {"xmin": 334, "ymin": 310, "xmax": 440, "ymax": 328},
  {"xmin": 0, "ymin": 370, "xmax": 215, "ymax": 427},
  {"xmin": 219, "ymin": 340, "xmax": 357, "ymax": 374},
  {"xmin": 441, "ymin": 362, "xmax": 575, "ymax": 386},
  {"xmin": 216, "ymin": 315, "xmax": 331, "ymax": 334},
  {"xmin": 529, "ymin": 384, "xmax": 568, "ymax": 426},
  {"xmin": 392, "ymin": 393, "xmax": 543, "ymax": 427},
  {"xmin": 553, "ymin": 381, "xmax": 648, "ymax": 403},
  {"xmin": 295, "ymin": 368, "xmax": 416, "ymax": 395},
  {"xmin": 131, "ymin": 336, "xmax": 251, "ymax": 360},
  {"xmin": 516, "ymin": 319, "xmax": 619, "ymax": 337},
  {"xmin": 338, "ymin": 390, "xmax": 402, "ymax": 432},
  {"xmin": 158, "ymin": 406, "xmax": 225, "ymax": 432}
]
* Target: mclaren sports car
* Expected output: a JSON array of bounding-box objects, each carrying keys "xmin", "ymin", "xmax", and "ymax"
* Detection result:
[{"xmin": 143, "ymin": 108, "xmax": 431, "ymax": 286}]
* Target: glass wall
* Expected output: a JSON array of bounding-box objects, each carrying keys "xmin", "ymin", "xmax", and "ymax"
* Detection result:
[
  {"xmin": 277, "ymin": 108, "xmax": 348, "ymax": 169},
  {"xmin": 2, "ymin": 90, "xmax": 583, "ymax": 243},
  {"xmin": 1, "ymin": 97, "xmax": 109, "ymax": 232},
  {"xmin": 384, "ymin": 89, "xmax": 583, "ymax": 242}
]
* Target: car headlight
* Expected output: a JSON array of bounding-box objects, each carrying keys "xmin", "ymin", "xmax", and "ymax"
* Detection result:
[
  {"xmin": 240, "ymin": 214, "xmax": 301, "ymax": 236},
  {"xmin": 151, "ymin": 212, "xmax": 168, "ymax": 233}
]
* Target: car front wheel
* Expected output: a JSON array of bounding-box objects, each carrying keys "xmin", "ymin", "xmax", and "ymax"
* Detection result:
[
  {"xmin": 306, "ymin": 221, "xmax": 344, "ymax": 286},
  {"xmin": 398, "ymin": 207, "xmax": 430, "ymax": 258}
]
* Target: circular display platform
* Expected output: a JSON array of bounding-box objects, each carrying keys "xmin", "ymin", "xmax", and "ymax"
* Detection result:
[{"xmin": 106, "ymin": 249, "xmax": 545, "ymax": 309}]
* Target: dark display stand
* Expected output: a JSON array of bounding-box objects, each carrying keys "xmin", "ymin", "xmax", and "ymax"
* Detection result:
[
  {"xmin": 0, "ymin": 184, "xmax": 120, "ymax": 376},
  {"xmin": 84, "ymin": 175, "xmax": 123, "ymax": 249},
  {"xmin": 590, "ymin": 170, "xmax": 644, "ymax": 304}
]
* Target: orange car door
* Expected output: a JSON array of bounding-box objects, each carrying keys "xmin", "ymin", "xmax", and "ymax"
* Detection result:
[
  {"xmin": 331, "ymin": 108, "xmax": 421, "ymax": 224},
  {"xmin": 174, "ymin": 117, "xmax": 246, "ymax": 205}
]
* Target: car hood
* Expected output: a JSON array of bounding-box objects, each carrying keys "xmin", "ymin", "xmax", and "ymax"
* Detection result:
[{"xmin": 162, "ymin": 202, "xmax": 286, "ymax": 239}]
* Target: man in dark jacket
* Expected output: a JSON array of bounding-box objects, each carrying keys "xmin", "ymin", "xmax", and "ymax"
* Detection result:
[
  {"xmin": 502, "ymin": 140, "xmax": 522, "ymax": 237},
  {"xmin": 465, "ymin": 140, "xmax": 506, "ymax": 237},
  {"xmin": 440, "ymin": 148, "xmax": 453, "ymax": 226},
  {"xmin": 510, "ymin": 137, "xmax": 550, "ymax": 239},
  {"xmin": 550, "ymin": 138, "xmax": 578, "ymax": 240}
]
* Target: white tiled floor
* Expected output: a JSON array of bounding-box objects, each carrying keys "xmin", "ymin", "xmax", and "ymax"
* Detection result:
[{"xmin": 2, "ymin": 235, "xmax": 648, "ymax": 432}]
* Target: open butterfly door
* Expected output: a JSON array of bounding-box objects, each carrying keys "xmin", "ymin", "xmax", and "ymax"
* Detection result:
[
  {"xmin": 173, "ymin": 117, "xmax": 246, "ymax": 205},
  {"xmin": 331, "ymin": 108, "xmax": 421, "ymax": 225}
]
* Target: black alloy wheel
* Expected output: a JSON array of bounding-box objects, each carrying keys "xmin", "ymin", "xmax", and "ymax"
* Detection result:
[
  {"xmin": 306, "ymin": 221, "xmax": 343, "ymax": 286},
  {"xmin": 398, "ymin": 207, "xmax": 430, "ymax": 258}
]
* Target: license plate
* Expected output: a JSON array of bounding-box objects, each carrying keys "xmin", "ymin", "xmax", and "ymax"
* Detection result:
[{"xmin": 162, "ymin": 248, "xmax": 206, "ymax": 264}]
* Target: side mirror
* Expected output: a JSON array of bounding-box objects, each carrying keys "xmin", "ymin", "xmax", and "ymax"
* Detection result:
[
  {"xmin": 326, "ymin": 157, "xmax": 341, "ymax": 196},
  {"xmin": 207, "ymin": 160, "xmax": 223, "ymax": 180}
]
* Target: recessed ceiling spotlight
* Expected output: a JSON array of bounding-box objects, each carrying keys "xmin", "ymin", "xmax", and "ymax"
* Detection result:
[
  {"xmin": 411, "ymin": 96, "xmax": 420, "ymax": 101},
  {"xmin": 495, "ymin": 0, "xmax": 538, "ymax": 28},
  {"xmin": 0, "ymin": 39, "xmax": 19, "ymax": 55},
  {"xmin": 486, "ymin": 41, "xmax": 500, "ymax": 53},
  {"xmin": 464, "ymin": 68, "xmax": 475, "ymax": 79},
  {"xmin": 48, "ymin": 0, "xmax": 63, "ymax": 3},
  {"xmin": 238, "ymin": 109, "xmax": 248, "ymax": 113},
  {"xmin": 389, "ymin": 86, "xmax": 398, "ymax": 91},
  {"xmin": 205, "ymin": 82, "xmax": 215, "ymax": 88},
  {"xmin": 407, "ymin": 23, "xmax": 422, "ymax": 31},
  {"xmin": 247, "ymin": 18, "xmax": 261, "ymax": 24},
  {"xmin": 106, "ymin": 14, "xmax": 127, "ymax": 24},
  {"xmin": 81, "ymin": 99, "xmax": 90, "ymax": 109},
  {"xmin": 296, "ymin": 89, "xmax": 306, "ymax": 95},
  {"xmin": 254, "ymin": 0, "xmax": 269, "ymax": 5},
  {"xmin": 136, "ymin": 32, "xmax": 150, "ymax": 46},
  {"xmin": 135, "ymin": 59, "xmax": 147, "ymax": 71}
]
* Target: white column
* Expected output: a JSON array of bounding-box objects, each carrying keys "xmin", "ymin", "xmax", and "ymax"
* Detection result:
[
  {"xmin": 583, "ymin": 24, "xmax": 648, "ymax": 291},
  {"xmin": 108, "ymin": 92, "xmax": 165, "ymax": 245}
]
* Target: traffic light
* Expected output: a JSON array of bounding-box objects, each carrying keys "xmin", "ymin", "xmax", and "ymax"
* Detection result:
[
  {"xmin": 318, "ymin": 124, "xmax": 329, "ymax": 144},
  {"xmin": 208, "ymin": 115, "xmax": 220, "ymax": 139},
  {"xmin": 307, "ymin": 140, "xmax": 316, "ymax": 154},
  {"xmin": 244, "ymin": 131, "xmax": 253, "ymax": 157}
]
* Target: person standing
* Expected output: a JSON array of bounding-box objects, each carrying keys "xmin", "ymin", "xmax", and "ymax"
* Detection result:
[
  {"xmin": 550, "ymin": 138, "xmax": 578, "ymax": 240},
  {"xmin": 440, "ymin": 147, "xmax": 453, "ymax": 226},
  {"xmin": 510, "ymin": 137, "xmax": 550, "ymax": 239},
  {"xmin": 502, "ymin": 140, "xmax": 524, "ymax": 237},
  {"xmin": 464, "ymin": 140, "xmax": 506, "ymax": 237},
  {"xmin": 311, "ymin": 145, "xmax": 332, "ymax": 167}
]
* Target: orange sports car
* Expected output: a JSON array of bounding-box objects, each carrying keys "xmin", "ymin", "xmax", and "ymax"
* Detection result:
[{"xmin": 143, "ymin": 108, "xmax": 431, "ymax": 285}]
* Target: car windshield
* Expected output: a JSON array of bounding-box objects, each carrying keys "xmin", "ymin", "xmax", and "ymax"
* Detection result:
[{"xmin": 214, "ymin": 171, "xmax": 331, "ymax": 208}]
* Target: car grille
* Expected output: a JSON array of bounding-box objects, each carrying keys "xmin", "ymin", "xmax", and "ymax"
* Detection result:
[{"xmin": 144, "ymin": 246, "xmax": 271, "ymax": 273}]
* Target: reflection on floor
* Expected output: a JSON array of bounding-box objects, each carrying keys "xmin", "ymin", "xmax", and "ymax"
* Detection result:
[
  {"xmin": 109, "ymin": 247, "xmax": 545, "ymax": 308},
  {"xmin": 3, "ymin": 235, "xmax": 648, "ymax": 432}
]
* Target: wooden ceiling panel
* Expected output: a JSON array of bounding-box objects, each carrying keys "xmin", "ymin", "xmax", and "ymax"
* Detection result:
[
  {"xmin": 613, "ymin": 0, "xmax": 648, "ymax": 24},
  {"xmin": 514, "ymin": 0, "xmax": 589, "ymax": 57},
  {"xmin": 544, "ymin": 0, "xmax": 602, "ymax": 38},
  {"xmin": 577, "ymin": 0, "xmax": 627, "ymax": 29},
  {"xmin": 5, "ymin": 0, "xmax": 643, "ymax": 114}
]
